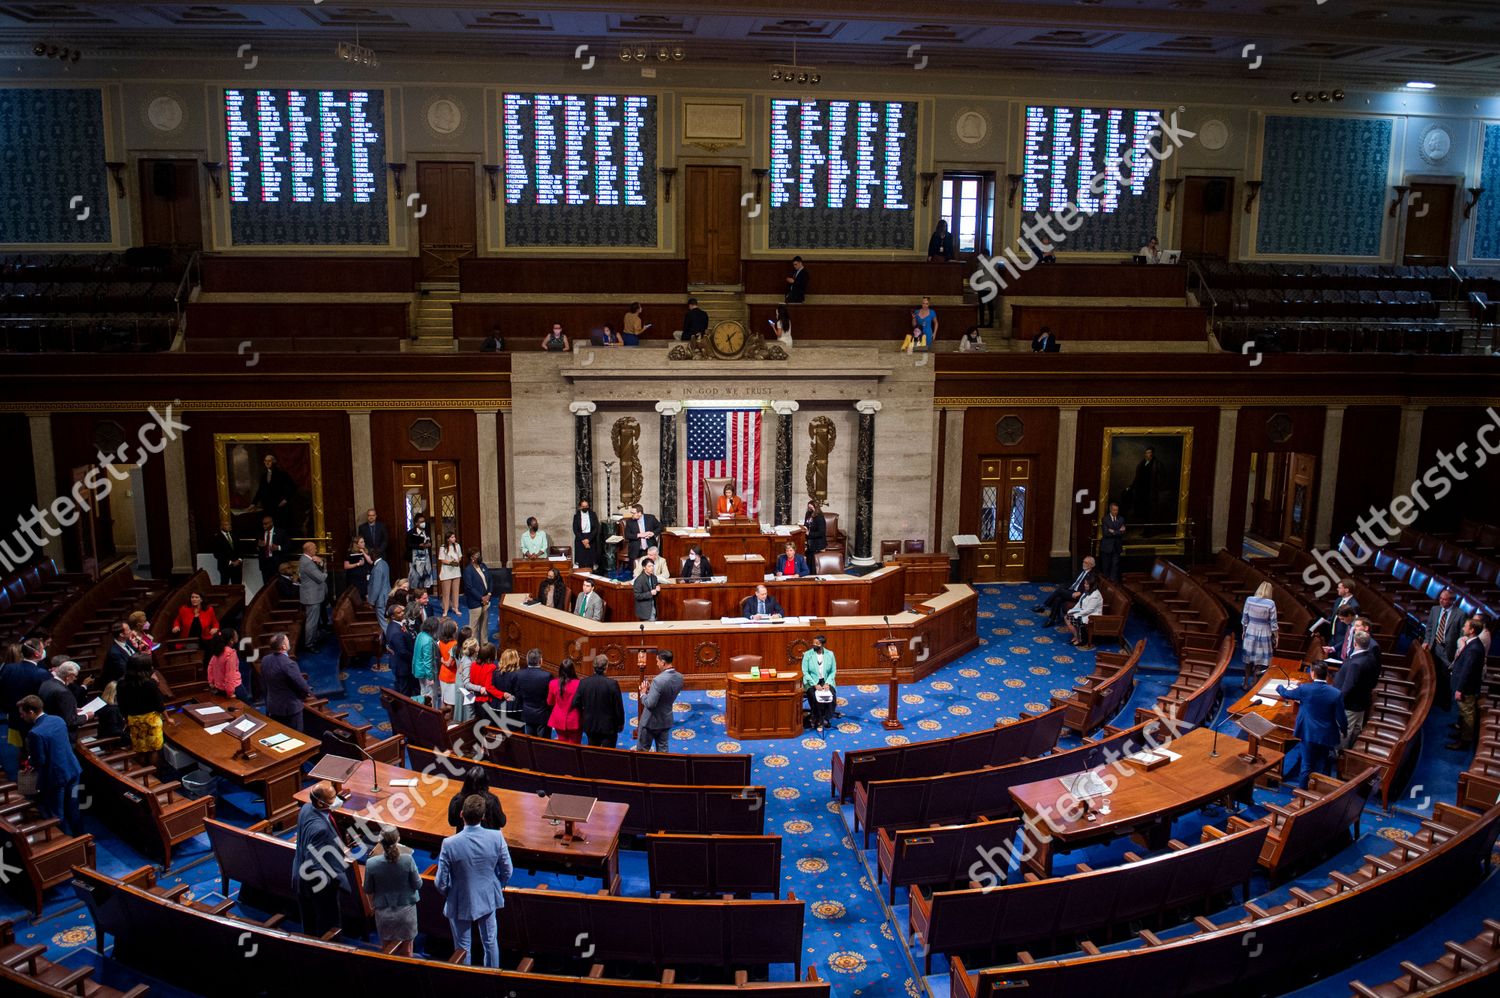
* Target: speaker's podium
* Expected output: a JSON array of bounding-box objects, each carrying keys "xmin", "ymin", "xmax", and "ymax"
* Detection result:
[{"xmin": 726, "ymin": 670, "xmax": 803, "ymax": 739}]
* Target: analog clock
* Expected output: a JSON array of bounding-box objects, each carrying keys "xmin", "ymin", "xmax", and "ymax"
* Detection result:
[{"xmin": 708, "ymin": 320, "xmax": 748, "ymax": 359}]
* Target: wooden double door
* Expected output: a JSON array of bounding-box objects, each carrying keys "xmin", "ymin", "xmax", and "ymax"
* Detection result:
[
  {"xmin": 684, "ymin": 165, "xmax": 742, "ymax": 285},
  {"xmin": 974, "ymin": 456, "xmax": 1034, "ymax": 583}
]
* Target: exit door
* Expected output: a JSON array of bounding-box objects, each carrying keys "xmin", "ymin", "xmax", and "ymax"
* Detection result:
[
  {"xmin": 396, "ymin": 461, "xmax": 460, "ymax": 574},
  {"xmin": 416, "ymin": 161, "xmax": 477, "ymax": 281},
  {"xmin": 1402, "ymin": 182, "xmax": 1456, "ymax": 266},
  {"xmin": 975, "ymin": 456, "xmax": 1033, "ymax": 583},
  {"xmin": 137, "ymin": 158, "xmax": 202, "ymax": 249},
  {"xmin": 1178, "ymin": 176, "xmax": 1233, "ymax": 261},
  {"xmin": 685, "ymin": 166, "xmax": 742, "ymax": 285}
]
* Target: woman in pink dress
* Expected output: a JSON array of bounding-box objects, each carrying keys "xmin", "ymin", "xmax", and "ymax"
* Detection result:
[{"xmin": 546, "ymin": 657, "xmax": 583, "ymax": 744}]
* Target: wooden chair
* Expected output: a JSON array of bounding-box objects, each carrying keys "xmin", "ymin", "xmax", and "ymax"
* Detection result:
[
  {"xmin": 0, "ymin": 919, "xmax": 146, "ymax": 996},
  {"xmin": 1204, "ymin": 767, "xmax": 1378, "ymax": 879},
  {"xmin": 0, "ymin": 785, "xmax": 95, "ymax": 913},
  {"xmin": 78, "ymin": 735, "xmax": 214, "ymax": 869},
  {"xmin": 902, "ymin": 539, "xmax": 925, "ymax": 554},
  {"xmin": 879, "ymin": 540, "xmax": 901, "ymax": 561},
  {"xmin": 331, "ymin": 587, "xmax": 383, "ymax": 670},
  {"xmin": 729, "ymin": 654, "xmax": 763, "ymax": 674},
  {"xmin": 1349, "ymin": 916, "xmax": 1500, "ymax": 996}
]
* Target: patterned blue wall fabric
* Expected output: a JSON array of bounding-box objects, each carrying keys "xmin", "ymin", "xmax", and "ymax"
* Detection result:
[
  {"xmin": 1256, "ymin": 115, "xmax": 1390, "ymax": 256},
  {"xmin": 1473, "ymin": 123, "xmax": 1500, "ymax": 260},
  {"xmin": 224, "ymin": 88, "xmax": 389, "ymax": 246},
  {"xmin": 0, "ymin": 88, "xmax": 112, "ymax": 244}
]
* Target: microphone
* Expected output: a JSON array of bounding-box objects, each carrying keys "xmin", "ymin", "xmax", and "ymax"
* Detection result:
[
  {"xmin": 883, "ymin": 615, "xmax": 894, "ymax": 641},
  {"xmin": 330, "ymin": 729, "xmax": 381, "ymax": 793}
]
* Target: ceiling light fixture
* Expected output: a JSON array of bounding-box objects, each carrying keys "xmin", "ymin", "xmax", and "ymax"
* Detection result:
[{"xmin": 1405, "ymin": 81, "xmax": 1437, "ymax": 89}]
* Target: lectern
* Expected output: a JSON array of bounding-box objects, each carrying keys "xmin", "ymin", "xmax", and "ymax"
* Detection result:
[
  {"xmin": 876, "ymin": 638, "xmax": 905, "ymax": 731},
  {"xmin": 726, "ymin": 671, "xmax": 802, "ymax": 739}
]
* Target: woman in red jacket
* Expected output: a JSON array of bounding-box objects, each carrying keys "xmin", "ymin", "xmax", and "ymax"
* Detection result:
[
  {"xmin": 546, "ymin": 657, "xmax": 583, "ymax": 744},
  {"xmin": 170, "ymin": 591, "xmax": 220, "ymax": 645}
]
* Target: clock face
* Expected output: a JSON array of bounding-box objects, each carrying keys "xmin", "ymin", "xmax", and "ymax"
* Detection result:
[{"xmin": 709, "ymin": 320, "xmax": 747, "ymax": 358}]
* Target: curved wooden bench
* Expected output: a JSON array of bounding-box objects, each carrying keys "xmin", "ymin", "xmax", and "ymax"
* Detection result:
[
  {"xmin": 1053, "ymin": 638, "xmax": 1142, "ymax": 736},
  {"xmin": 1121, "ymin": 559, "xmax": 1229, "ymax": 659},
  {"xmin": 1135, "ymin": 636, "xmax": 1233, "ymax": 729},
  {"xmin": 331, "ymin": 587, "xmax": 382, "ymax": 670},
  {"xmin": 876, "ymin": 816, "xmax": 1021, "ymax": 905},
  {"xmin": 1339, "ymin": 643, "xmax": 1436, "ymax": 809},
  {"xmin": 0, "ymin": 781, "xmax": 94, "ymax": 913},
  {"xmin": 645, "ymin": 833, "xmax": 782, "ymax": 898},
  {"xmin": 0, "ymin": 918, "xmax": 146, "ymax": 996},
  {"xmin": 1203, "ymin": 767, "xmax": 1379, "ymax": 880},
  {"xmin": 1348, "ymin": 916, "xmax": 1500, "ymax": 996},
  {"xmin": 77, "ymin": 735, "xmax": 213, "ymax": 868}
]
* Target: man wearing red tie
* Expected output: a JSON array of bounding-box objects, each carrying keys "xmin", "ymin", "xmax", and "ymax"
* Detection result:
[
  {"xmin": 256, "ymin": 514, "xmax": 287, "ymax": 593},
  {"xmin": 775, "ymin": 541, "xmax": 810, "ymax": 578}
]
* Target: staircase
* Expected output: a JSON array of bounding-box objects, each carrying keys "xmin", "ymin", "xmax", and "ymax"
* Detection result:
[
  {"xmin": 687, "ymin": 284, "xmax": 749, "ymax": 330},
  {"xmin": 409, "ymin": 282, "xmax": 459, "ymax": 352}
]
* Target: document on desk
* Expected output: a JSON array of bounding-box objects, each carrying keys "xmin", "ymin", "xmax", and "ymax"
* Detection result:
[
  {"xmin": 260, "ymin": 732, "xmax": 290, "ymax": 747},
  {"xmin": 270, "ymin": 738, "xmax": 306, "ymax": 754},
  {"xmin": 1251, "ymin": 680, "xmax": 1294, "ymax": 707},
  {"xmin": 1061, "ymin": 771, "xmax": 1110, "ymax": 800},
  {"xmin": 205, "ymin": 722, "xmax": 230, "ymax": 736},
  {"xmin": 197, "ymin": 705, "xmax": 228, "ymax": 716}
]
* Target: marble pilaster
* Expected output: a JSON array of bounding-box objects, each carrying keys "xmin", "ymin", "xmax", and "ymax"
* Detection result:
[
  {"xmin": 1314, "ymin": 406, "xmax": 1345, "ymax": 550},
  {"xmin": 852, "ymin": 400, "xmax": 881, "ymax": 566},
  {"xmin": 570, "ymin": 401, "xmax": 596, "ymax": 509},
  {"xmin": 475, "ymin": 409, "xmax": 503, "ymax": 564},
  {"xmin": 26, "ymin": 414, "xmax": 61, "ymax": 560},
  {"xmin": 1210, "ymin": 406, "xmax": 1240, "ymax": 552},
  {"xmin": 655, "ymin": 401, "xmax": 682, "ymax": 528},
  {"xmin": 771, "ymin": 400, "xmax": 799, "ymax": 525}
]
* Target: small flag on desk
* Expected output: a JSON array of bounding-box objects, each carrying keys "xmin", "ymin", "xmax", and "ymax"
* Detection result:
[{"xmin": 685, "ymin": 408, "xmax": 761, "ymax": 527}]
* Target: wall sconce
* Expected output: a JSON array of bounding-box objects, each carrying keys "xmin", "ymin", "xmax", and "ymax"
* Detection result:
[
  {"xmin": 1163, "ymin": 177, "xmax": 1183, "ymax": 213},
  {"xmin": 1006, "ymin": 173, "xmax": 1024, "ymax": 209},
  {"xmin": 201, "ymin": 160, "xmax": 223, "ymax": 199},
  {"xmin": 104, "ymin": 161, "xmax": 126, "ymax": 199},
  {"xmin": 1243, "ymin": 180, "xmax": 1263, "ymax": 214},
  {"xmin": 482, "ymin": 164, "xmax": 501, "ymax": 202},
  {"xmin": 1465, "ymin": 186, "xmax": 1485, "ymax": 219},
  {"xmin": 751, "ymin": 167, "xmax": 769, "ymax": 203},
  {"xmin": 1388, "ymin": 184, "xmax": 1411, "ymax": 218},
  {"xmin": 919, "ymin": 171, "xmax": 938, "ymax": 208},
  {"xmin": 660, "ymin": 167, "xmax": 677, "ymax": 203},
  {"xmin": 388, "ymin": 162, "xmax": 407, "ymax": 200}
]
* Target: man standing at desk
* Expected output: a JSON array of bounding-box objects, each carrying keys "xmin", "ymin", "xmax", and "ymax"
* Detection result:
[
  {"xmin": 774, "ymin": 541, "xmax": 810, "ymax": 578},
  {"xmin": 624, "ymin": 504, "xmax": 659, "ymax": 563},
  {"xmin": 262, "ymin": 632, "xmax": 313, "ymax": 731},
  {"xmin": 633, "ymin": 558, "xmax": 661, "ymax": 621},
  {"xmin": 638, "ymin": 650, "xmax": 683, "ymax": 752},
  {"xmin": 1275, "ymin": 662, "xmax": 1346, "ymax": 788},
  {"xmin": 741, "ymin": 584, "xmax": 785, "ymax": 620},
  {"xmin": 292, "ymin": 781, "xmax": 353, "ymax": 937},
  {"xmin": 437, "ymin": 794, "xmax": 512, "ymax": 968},
  {"xmin": 801, "ymin": 636, "xmax": 837, "ymax": 733}
]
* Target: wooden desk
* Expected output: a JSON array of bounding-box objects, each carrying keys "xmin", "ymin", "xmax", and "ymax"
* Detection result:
[
  {"xmin": 893, "ymin": 553, "xmax": 950, "ymax": 599},
  {"xmin": 500, "ymin": 583, "xmax": 979, "ymax": 688},
  {"xmin": 722, "ymin": 554, "xmax": 766, "ymax": 586},
  {"xmin": 510, "ymin": 555, "xmax": 572, "ymax": 594},
  {"xmin": 166, "ymin": 696, "xmax": 320, "ymax": 822},
  {"xmin": 1228, "ymin": 656, "xmax": 1304, "ymax": 752},
  {"xmin": 663, "ymin": 525, "xmax": 806, "ymax": 568},
  {"xmin": 556, "ymin": 564, "xmax": 906, "ymax": 622},
  {"xmin": 1008, "ymin": 727, "xmax": 1282, "ymax": 877},
  {"xmin": 295, "ymin": 760, "xmax": 626, "ymax": 894},
  {"xmin": 726, "ymin": 672, "xmax": 803, "ymax": 739}
]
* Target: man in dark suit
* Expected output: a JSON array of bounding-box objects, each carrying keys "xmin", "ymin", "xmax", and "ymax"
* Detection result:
[
  {"xmin": 741, "ymin": 584, "xmax": 785, "ymax": 620},
  {"xmin": 1031, "ymin": 326, "xmax": 1060, "ymax": 352},
  {"xmin": 1275, "ymin": 662, "xmax": 1347, "ymax": 788},
  {"xmin": 261, "ymin": 633, "xmax": 312, "ymax": 731},
  {"xmin": 1332, "ymin": 630, "xmax": 1381, "ymax": 747},
  {"xmin": 210, "ymin": 515, "xmax": 242, "ymax": 586},
  {"xmin": 0, "ymin": 638, "xmax": 48, "ymax": 755},
  {"xmin": 102, "ymin": 623, "xmax": 135, "ymax": 687},
  {"xmin": 784, "ymin": 256, "xmax": 808, "ymax": 303},
  {"xmin": 633, "ymin": 559, "xmax": 661, "ymax": 621},
  {"xmin": 1423, "ymin": 588, "xmax": 1462, "ymax": 705},
  {"xmin": 256, "ymin": 514, "xmax": 287, "ymax": 593},
  {"xmin": 357, "ymin": 508, "xmax": 388, "ymax": 562},
  {"xmin": 384, "ymin": 604, "xmax": 417, "ymax": 697},
  {"xmin": 38, "ymin": 659, "xmax": 90, "ymax": 732},
  {"xmin": 637, "ymin": 650, "xmax": 684, "ymax": 753},
  {"xmin": 17, "ymin": 695, "xmax": 82, "ymax": 835},
  {"xmin": 1311, "ymin": 579, "xmax": 1360, "ymax": 637},
  {"xmin": 773, "ymin": 542, "xmax": 810, "ymax": 578},
  {"xmin": 514, "ymin": 648, "xmax": 554, "ymax": 738},
  {"xmin": 291, "ymin": 781, "xmax": 353, "ymax": 937},
  {"xmin": 1447, "ymin": 618, "xmax": 1486, "ymax": 750},
  {"xmin": 623, "ymin": 504, "xmax": 659, "ymax": 563},
  {"xmin": 254, "ymin": 453, "xmax": 298, "ymax": 529},
  {"xmin": 576, "ymin": 654, "xmax": 624, "ymax": 748},
  {"xmin": 682, "ymin": 297, "xmax": 709, "ymax": 341},
  {"xmin": 1097, "ymin": 503, "xmax": 1125, "ymax": 581},
  {"xmin": 1323, "ymin": 606, "xmax": 1359, "ymax": 662},
  {"xmin": 571, "ymin": 498, "xmax": 601, "ymax": 571},
  {"xmin": 1038, "ymin": 556, "xmax": 1095, "ymax": 627}
]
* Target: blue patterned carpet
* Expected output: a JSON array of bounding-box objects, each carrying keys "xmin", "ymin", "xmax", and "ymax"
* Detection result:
[{"xmin": 1, "ymin": 582, "xmax": 1494, "ymax": 997}]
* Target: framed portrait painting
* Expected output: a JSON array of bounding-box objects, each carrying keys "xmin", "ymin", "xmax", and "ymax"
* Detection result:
[
  {"xmin": 1099, "ymin": 427, "xmax": 1193, "ymax": 553},
  {"xmin": 214, "ymin": 432, "xmax": 326, "ymax": 548}
]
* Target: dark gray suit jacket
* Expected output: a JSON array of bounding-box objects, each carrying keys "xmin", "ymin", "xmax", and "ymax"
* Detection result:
[
  {"xmin": 640, "ymin": 667, "xmax": 683, "ymax": 731},
  {"xmin": 1424, "ymin": 604, "xmax": 1462, "ymax": 665}
]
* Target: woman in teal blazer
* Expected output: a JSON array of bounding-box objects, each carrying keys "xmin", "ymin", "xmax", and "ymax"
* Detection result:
[{"xmin": 801, "ymin": 635, "xmax": 837, "ymax": 732}]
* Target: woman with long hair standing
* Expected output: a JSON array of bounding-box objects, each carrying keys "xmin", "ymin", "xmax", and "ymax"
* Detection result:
[
  {"xmin": 547, "ymin": 657, "xmax": 583, "ymax": 744},
  {"xmin": 117, "ymin": 654, "xmax": 166, "ymax": 769},
  {"xmin": 363, "ymin": 825, "xmax": 420, "ymax": 957},
  {"xmin": 1241, "ymin": 581, "xmax": 1279, "ymax": 685},
  {"xmin": 437, "ymin": 531, "xmax": 463, "ymax": 617}
]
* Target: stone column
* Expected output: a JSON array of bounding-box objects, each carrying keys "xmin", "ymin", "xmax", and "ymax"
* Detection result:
[
  {"xmin": 655, "ymin": 401, "xmax": 682, "ymax": 527},
  {"xmin": 1210, "ymin": 406, "xmax": 1240, "ymax": 552},
  {"xmin": 475, "ymin": 408, "xmax": 503, "ymax": 564},
  {"xmin": 771, "ymin": 400, "xmax": 800, "ymax": 525},
  {"xmin": 851, "ymin": 400, "xmax": 882, "ymax": 566},
  {"xmin": 26, "ymin": 413, "xmax": 62, "ymax": 561},
  {"xmin": 939, "ymin": 408, "xmax": 965, "ymax": 556},
  {"xmin": 1051, "ymin": 406, "xmax": 1081, "ymax": 563},
  {"xmin": 162, "ymin": 429, "xmax": 192, "ymax": 573},
  {"xmin": 1393, "ymin": 405, "xmax": 1425, "ymax": 499},
  {"xmin": 501, "ymin": 410, "xmax": 515, "ymax": 564},
  {"xmin": 347, "ymin": 409, "xmax": 374, "ymax": 518},
  {"xmin": 570, "ymin": 402, "xmax": 596, "ymax": 509},
  {"xmin": 1314, "ymin": 406, "xmax": 1346, "ymax": 550}
]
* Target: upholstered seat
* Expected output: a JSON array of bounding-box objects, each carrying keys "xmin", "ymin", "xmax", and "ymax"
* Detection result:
[{"xmin": 682, "ymin": 599, "xmax": 713, "ymax": 620}]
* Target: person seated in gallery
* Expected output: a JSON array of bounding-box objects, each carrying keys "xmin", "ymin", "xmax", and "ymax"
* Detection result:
[
  {"xmin": 715, "ymin": 482, "xmax": 747, "ymax": 518},
  {"xmin": 741, "ymin": 584, "xmax": 785, "ymax": 621},
  {"xmin": 679, "ymin": 545, "xmax": 715, "ymax": 581},
  {"xmin": 774, "ymin": 541, "xmax": 810, "ymax": 578}
]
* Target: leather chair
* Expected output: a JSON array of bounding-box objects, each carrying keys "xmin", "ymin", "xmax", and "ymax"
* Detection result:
[
  {"xmin": 821, "ymin": 513, "xmax": 845, "ymax": 556},
  {"xmin": 879, "ymin": 540, "xmax": 901, "ymax": 561},
  {"xmin": 902, "ymin": 539, "xmax": 925, "ymax": 554},
  {"xmin": 702, "ymin": 475, "xmax": 736, "ymax": 522},
  {"xmin": 682, "ymin": 599, "xmax": 713, "ymax": 620},
  {"xmin": 813, "ymin": 551, "xmax": 843, "ymax": 576},
  {"xmin": 829, "ymin": 598, "xmax": 860, "ymax": 617},
  {"xmin": 728, "ymin": 654, "xmax": 763, "ymax": 674}
]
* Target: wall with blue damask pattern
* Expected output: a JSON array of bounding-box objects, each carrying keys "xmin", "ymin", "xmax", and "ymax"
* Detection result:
[
  {"xmin": 0, "ymin": 88, "xmax": 112, "ymax": 244},
  {"xmin": 1472, "ymin": 124, "xmax": 1500, "ymax": 261},
  {"xmin": 1255, "ymin": 115, "xmax": 1391, "ymax": 257}
]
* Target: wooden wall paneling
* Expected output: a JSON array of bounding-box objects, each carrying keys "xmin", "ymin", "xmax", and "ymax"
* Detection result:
[
  {"xmin": 1415, "ymin": 407, "xmax": 1500, "ymax": 533},
  {"xmin": 370, "ymin": 410, "xmax": 483, "ymax": 579},
  {"xmin": 184, "ymin": 303, "xmax": 409, "ymax": 350},
  {"xmin": 1, "ymin": 414, "xmax": 37, "ymax": 552},
  {"xmin": 452, "ymin": 303, "xmax": 683, "ymax": 346},
  {"xmin": 747, "ymin": 304, "xmax": 975, "ymax": 343},
  {"xmin": 459, "ymin": 258, "xmax": 687, "ymax": 294},
  {"xmin": 1330, "ymin": 405, "xmax": 1401, "ymax": 543},
  {"xmin": 741, "ymin": 260, "xmax": 966, "ymax": 297},
  {"xmin": 998, "ymin": 262, "xmax": 1188, "ymax": 298},
  {"xmin": 1009, "ymin": 305, "xmax": 1208, "ymax": 342},
  {"xmin": 1225, "ymin": 406, "xmax": 1327, "ymax": 556},
  {"xmin": 956, "ymin": 407, "xmax": 1059, "ymax": 580},
  {"xmin": 199, "ymin": 256, "xmax": 418, "ymax": 293}
]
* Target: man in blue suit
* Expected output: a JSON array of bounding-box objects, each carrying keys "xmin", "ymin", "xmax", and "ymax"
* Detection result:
[
  {"xmin": 1447, "ymin": 618, "xmax": 1486, "ymax": 750},
  {"xmin": 384, "ymin": 603, "xmax": 416, "ymax": 697},
  {"xmin": 437, "ymin": 793, "xmax": 513, "ymax": 967},
  {"xmin": 1332, "ymin": 630, "xmax": 1382, "ymax": 747},
  {"xmin": 17, "ymin": 695, "xmax": 82, "ymax": 835},
  {"xmin": 366, "ymin": 546, "xmax": 391, "ymax": 630},
  {"xmin": 291, "ymin": 781, "xmax": 352, "ymax": 936},
  {"xmin": 261, "ymin": 633, "xmax": 313, "ymax": 731},
  {"xmin": 1276, "ymin": 662, "xmax": 1347, "ymax": 788},
  {"xmin": 513, "ymin": 649, "xmax": 554, "ymax": 738}
]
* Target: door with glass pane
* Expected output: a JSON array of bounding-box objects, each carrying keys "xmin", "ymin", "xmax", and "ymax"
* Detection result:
[
  {"xmin": 396, "ymin": 461, "xmax": 459, "ymax": 574},
  {"xmin": 976, "ymin": 456, "xmax": 1032, "ymax": 583},
  {"xmin": 939, "ymin": 173, "xmax": 995, "ymax": 255}
]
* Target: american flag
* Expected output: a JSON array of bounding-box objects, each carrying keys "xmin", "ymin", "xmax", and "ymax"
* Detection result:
[{"xmin": 685, "ymin": 408, "xmax": 762, "ymax": 527}]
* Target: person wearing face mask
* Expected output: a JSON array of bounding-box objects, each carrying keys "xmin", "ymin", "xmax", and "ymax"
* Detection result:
[
  {"xmin": 801, "ymin": 635, "xmax": 838, "ymax": 733},
  {"xmin": 518, "ymin": 517, "xmax": 550, "ymax": 559},
  {"xmin": 540, "ymin": 323, "xmax": 570, "ymax": 351},
  {"xmin": 803, "ymin": 500, "xmax": 827, "ymax": 560},
  {"xmin": 679, "ymin": 545, "xmax": 714, "ymax": 581},
  {"xmin": 406, "ymin": 515, "xmax": 434, "ymax": 589},
  {"xmin": 572, "ymin": 498, "xmax": 600, "ymax": 570}
]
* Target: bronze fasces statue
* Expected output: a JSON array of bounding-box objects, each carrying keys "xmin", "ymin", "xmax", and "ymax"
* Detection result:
[
  {"xmin": 806, "ymin": 415, "xmax": 836, "ymax": 504},
  {"xmin": 611, "ymin": 416, "xmax": 643, "ymax": 508}
]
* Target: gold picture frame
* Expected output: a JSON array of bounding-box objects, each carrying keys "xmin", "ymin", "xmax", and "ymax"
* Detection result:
[
  {"xmin": 1099, "ymin": 426, "xmax": 1194, "ymax": 555},
  {"xmin": 214, "ymin": 432, "xmax": 327, "ymax": 550}
]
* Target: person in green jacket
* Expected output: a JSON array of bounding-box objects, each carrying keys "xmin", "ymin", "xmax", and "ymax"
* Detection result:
[
  {"xmin": 413, "ymin": 615, "xmax": 441, "ymax": 706},
  {"xmin": 801, "ymin": 634, "xmax": 837, "ymax": 733}
]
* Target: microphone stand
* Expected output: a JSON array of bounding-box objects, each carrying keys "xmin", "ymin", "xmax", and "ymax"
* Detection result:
[{"xmin": 331, "ymin": 729, "xmax": 381, "ymax": 794}]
